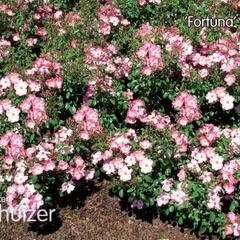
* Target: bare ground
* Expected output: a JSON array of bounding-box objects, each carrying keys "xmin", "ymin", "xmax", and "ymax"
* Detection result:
[{"xmin": 0, "ymin": 180, "xmax": 204, "ymax": 240}]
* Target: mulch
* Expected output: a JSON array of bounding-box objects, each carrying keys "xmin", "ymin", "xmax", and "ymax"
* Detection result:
[{"xmin": 0, "ymin": 180, "xmax": 208, "ymax": 240}]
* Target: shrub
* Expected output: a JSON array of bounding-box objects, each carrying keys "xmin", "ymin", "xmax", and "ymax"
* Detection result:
[{"xmin": 0, "ymin": 0, "xmax": 239, "ymax": 238}]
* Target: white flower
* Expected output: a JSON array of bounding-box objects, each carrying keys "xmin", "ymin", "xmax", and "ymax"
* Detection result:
[
  {"xmin": 6, "ymin": 107, "xmax": 20, "ymax": 122},
  {"xmin": 14, "ymin": 172, "xmax": 28, "ymax": 185},
  {"xmin": 109, "ymin": 16, "xmax": 120, "ymax": 26},
  {"xmin": 61, "ymin": 182, "xmax": 75, "ymax": 194},
  {"xmin": 206, "ymin": 91, "xmax": 218, "ymax": 104},
  {"xmin": 0, "ymin": 77, "xmax": 11, "ymax": 89},
  {"xmin": 210, "ymin": 154, "xmax": 224, "ymax": 171},
  {"xmin": 139, "ymin": 158, "xmax": 153, "ymax": 174},
  {"xmin": 195, "ymin": 151, "xmax": 207, "ymax": 163},
  {"xmin": 103, "ymin": 162, "xmax": 115, "ymax": 175},
  {"xmin": 14, "ymin": 80, "xmax": 28, "ymax": 96},
  {"xmin": 118, "ymin": 165, "xmax": 132, "ymax": 182},
  {"xmin": 124, "ymin": 155, "xmax": 136, "ymax": 167},
  {"xmin": 91, "ymin": 151, "xmax": 102, "ymax": 165},
  {"xmin": 220, "ymin": 94, "xmax": 234, "ymax": 111}
]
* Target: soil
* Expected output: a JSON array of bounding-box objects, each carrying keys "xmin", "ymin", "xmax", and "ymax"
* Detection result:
[{"xmin": 0, "ymin": 180, "xmax": 207, "ymax": 240}]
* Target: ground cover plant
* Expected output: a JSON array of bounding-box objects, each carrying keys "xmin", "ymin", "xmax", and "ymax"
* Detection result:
[{"xmin": 0, "ymin": 0, "xmax": 239, "ymax": 238}]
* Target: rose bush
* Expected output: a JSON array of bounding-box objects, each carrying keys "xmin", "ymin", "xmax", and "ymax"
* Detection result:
[{"xmin": 0, "ymin": 0, "xmax": 239, "ymax": 238}]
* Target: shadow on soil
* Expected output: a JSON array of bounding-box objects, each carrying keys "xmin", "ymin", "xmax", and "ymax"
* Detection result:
[
  {"xmin": 28, "ymin": 180, "xmax": 101, "ymax": 236},
  {"xmin": 28, "ymin": 180, "xmax": 216, "ymax": 240},
  {"xmin": 109, "ymin": 188, "xmax": 216, "ymax": 240}
]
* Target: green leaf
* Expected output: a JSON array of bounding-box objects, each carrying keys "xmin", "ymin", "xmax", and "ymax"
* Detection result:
[
  {"xmin": 119, "ymin": 189, "xmax": 124, "ymax": 198},
  {"xmin": 127, "ymin": 188, "xmax": 135, "ymax": 193},
  {"xmin": 178, "ymin": 217, "xmax": 183, "ymax": 225},
  {"xmin": 209, "ymin": 212, "xmax": 216, "ymax": 222},
  {"xmin": 169, "ymin": 205, "xmax": 174, "ymax": 213},
  {"xmin": 230, "ymin": 200, "xmax": 239, "ymax": 212},
  {"xmin": 144, "ymin": 175, "xmax": 153, "ymax": 183}
]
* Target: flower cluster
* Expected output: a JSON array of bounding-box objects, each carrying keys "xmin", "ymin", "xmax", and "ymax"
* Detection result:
[
  {"xmin": 0, "ymin": 131, "xmax": 44, "ymax": 217},
  {"xmin": 0, "ymin": 73, "xmax": 28, "ymax": 96},
  {"xmin": 198, "ymin": 124, "xmax": 221, "ymax": 147},
  {"xmin": 156, "ymin": 180, "xmax": 188, "ymax": 206},
  {"xmin": 6, "ymin": 183, "xmax": 44, "ymax": 219},
  {"xmin": 26, "ymin": 57, "xmax": 63, "ymax": 89},
  {"xmin": 206, "ymin": 185, "xmax": 222, "ymax": 211},
  {"xmin": 65, "ymin": 156, "xmax": 95, "ymax": 181},
  {"xmin": 0, "ymin": 39, "xmax": 11, "ymax": 58},
  {"xmin": 73, "ymin": 104, "xmax": 103, "ymax": 140},
  {"xmin": 19, "ymin": 95, "xmax": 48, "ymax": 128},
  {"xmin": 221, "ymin": 159, "xmax": 240, "ymax": 195},
  {"xmin": 126, "ymin": 99, "xmax": 171, "ymax": 130},
  {"xmin": 163, "ymin": 27, "xmax": 240, "ymax": 80},
  {"xmin": 126, "ymin": 99, "xmax": 147, "ymax": 124},
  {"xmin": 225, "ymin": 212, "xmax": 240, "ymax": 237},
  {"xmin": 0, "ymin": 71, "xmax": 49, "ymax": 127},
  {"xmin": 0, "ymin": 131, "xmax": 25, "ymax": 169},
  {"xmin": 27, "ymin": 3, "xmax": 80, "ymax": 37},
  {"xmin": 0, "ymin": 124, "xmax": 98, "ymax": 215},
  {"xmin": 84, "ymin": 44, "xmax": 132, "ymax": 97},
  {"xmin": 206, "ymin": 87, "xmax": 235, "ymax": 110},
  {"xmin": 136, "ymin": 22, "xmax": 153, "ymax": 38},
  {"xmin": 92, "ymin": 129, "xmax": 153, "ymax": 181},
  {"xmin": 0, "ymin": 99, "xmax": 20, "ymax": 123},
  {"xmin": 172, "ymin": 92, "xmax": 201, "ymax": 126},
  {"xmin": 98, "ymin": 4, "xmax": 130, "ymax": 35},
  {"xmin": 171, "ymin": 128, "xmax": 189, "ymax": 153},
  {"xmin": 222, "ymin": 128, "xmax": 240, "ymax": 151},
  {"xmin": 224, "ymin": 73, "xmax": 236, "ymax": 86},
  {"xmin": 65, "ymin": 11, "xmax": 81, "ymax": 27},
  {"xmin": 0, "ymin": 3, "xmax": 15, "ymax": 16},
  {"xmin": 190, "ymin": 147, "xmax": 225, "ymax": 171},
  {"xmin": 136, "ymin": 41, "xmax": 164, "ymax": 76},
  {"xmin": 26, "ymin": 127, "xmax": 95, "ymax": 182},
  {"xmin": 85, "ymin": 44, "xmax": 132, "ymax": 79},
  {"xmin": 163, "ymin": 27, "xmax": 194, "ymax": 77}
]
